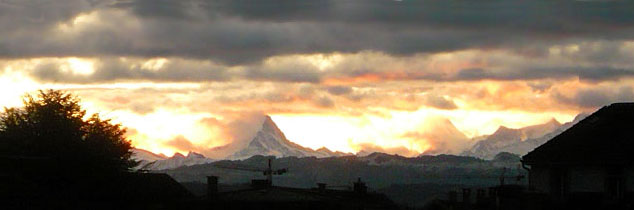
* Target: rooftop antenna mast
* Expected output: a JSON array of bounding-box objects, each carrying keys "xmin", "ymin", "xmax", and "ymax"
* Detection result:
[
  {"xmin": 215, "ymin": 158, "xmax": 287, "ymax": 186},
  {"xmin": 265, "ymin": 159, "xmax": 273, "ymax": 184}
]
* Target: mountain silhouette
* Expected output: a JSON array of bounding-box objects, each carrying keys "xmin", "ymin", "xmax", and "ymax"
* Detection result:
[
  {"xmin": 462, "ymin": 114, "xmax": 588, "ymax": 159},
  {"xmin": 230, "ymin": 115, "xmax": 343, "ymax": 159}
]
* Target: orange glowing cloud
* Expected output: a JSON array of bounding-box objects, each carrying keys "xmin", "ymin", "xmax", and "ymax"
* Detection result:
[{"xmin": 1, "ymin": 49, "xmax": 629, "ymax": 158}]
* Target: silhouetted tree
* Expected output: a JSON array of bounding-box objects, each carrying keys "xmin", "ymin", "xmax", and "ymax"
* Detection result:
[{"xmin": 0, "ymin": 89, "xmax": 137, "ymax": 174}]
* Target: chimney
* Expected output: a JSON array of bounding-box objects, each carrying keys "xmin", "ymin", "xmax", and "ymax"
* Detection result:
[
  {"xmin": 353, "ymin": 177, "xmax": 367, "ymax": 194},
  {"xmin": 207, "ymin": 176, "xmax": 218, "ymax": 200}
]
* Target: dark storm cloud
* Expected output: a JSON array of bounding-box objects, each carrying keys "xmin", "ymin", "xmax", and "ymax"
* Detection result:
[
  {"xmin": 555, "ymin": 86, "xmax": 634, "ymax": 109},
  {"xmin": 0, "ymin": 0, "xmax": 95, "ymax": 30},
  {"xmin": 3, "ymin": 0, "xmax": 634, "ymax": 65},
  {"xmin": 181, "ymin": 0, "xmax": 634, "ymax": 34},
  {"xmin": 452, "ymin": 67, "xmax": 634, "ymax": 81},
  {"xmin": 29, "ymin": 58, "xmax": 230, "ymax": 83},
  {"xmin": 111, "ymin": 0, "xmax": 194, "ymax": 19},
  {"xmin": 3, "ymin": 0, "xmax": 634, "ymax": 84}
]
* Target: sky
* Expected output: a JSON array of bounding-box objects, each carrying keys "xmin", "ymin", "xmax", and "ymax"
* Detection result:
[{"xmin": 2, "ymin": 0, "xmax": 634, "ymax": 158}]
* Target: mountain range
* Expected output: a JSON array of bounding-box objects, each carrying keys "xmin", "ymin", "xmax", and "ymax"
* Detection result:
[
  {"xmin": 229, "ymin": 115, "xmax": 350, "ymax": 160},
  {"xmin": 461, "ymin": 113, "xmax": 589, "ymax": 159},
  {"xmin": 132, "ymin": 113, "xmax": 588, "ymax": 169},
  {"xmin": 132, "ymin": 115, "xmax": 349, "ymax": 170},
  {"xmin": 132, "ymin": 149, "xmax": 215, "ymax": 170},
  {"xmin": 128, "ymin": 113, "xmax": 590, "ymax": 208}
]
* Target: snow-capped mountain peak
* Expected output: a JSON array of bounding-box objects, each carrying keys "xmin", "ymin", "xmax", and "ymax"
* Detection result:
[
  {"xmin": 229, "ymin": 115, "xmax": 342, "ymax": 159},
  {"xmin": 461, "ymin": 113, "xmax": 587, "ymax": 159},
  {"xmin": 131, "ymin": 148, "xmax": 168, "ymax": 162},
  {"xmin": 132, "ymin": 149, "xmax": 215, "ymax": 171},
  {"xmin": 261, "ymin": 115, "xmax": 286, "ymax": 139}
]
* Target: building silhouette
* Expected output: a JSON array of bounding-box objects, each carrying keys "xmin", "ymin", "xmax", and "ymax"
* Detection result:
[
  {"xmin": 522, "ymin": 103, "xmax": 634, "ymax": 208},
  {"xmin": 205, "ymin": 176, "xmax": 397, "ymax": 210}
]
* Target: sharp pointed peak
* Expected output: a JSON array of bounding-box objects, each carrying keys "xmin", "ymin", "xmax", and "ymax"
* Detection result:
[
  {"xmin": 262, "ymin": 114, "xmax": 275, "ymax": 124},
  {"xmin": 260, "ymin": 114, "xmax": 283, "ymax": 131}
]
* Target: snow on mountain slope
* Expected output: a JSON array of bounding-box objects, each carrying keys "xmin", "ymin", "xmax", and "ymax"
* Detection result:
[
  {"xmin": 132, "ymin": 149, "xmax": 215, "ymax": 170},
  {"xmin": 316, "ymin": 147, "xmax": 352, "ymax": 157},
  {"xmin": 461, "ymin": 118, "xmax": 560, "ymax": 159},
  {"xmin": 229, "ymin": 115, "xmax": 344, "ymax": 160},
  {"xmin": 131, "ymin": 148, "xmax": 168, "ymax": 170},
  {"xmin": 418, "ymin": 118, "xmax": 470, "ymax": 155},
  {"xmin": 132, "ymin": 148, "xmax": 168, "ymax": 162},
  {"xmin": 496, "ymin": 113, "xmax": 589, "ymax": 156},
  {"xmin": 462, "ymin": 113, "xmax": 589, "ymax": 159}
]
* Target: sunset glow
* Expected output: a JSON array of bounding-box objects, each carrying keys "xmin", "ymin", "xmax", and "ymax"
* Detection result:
[
  {"xmin": 2, "ymin": 0, "xmax": 634, "ymax": 158},
  {"xmin": 0, "ymin": 53, "xmax": 614, "ymax": 157}
]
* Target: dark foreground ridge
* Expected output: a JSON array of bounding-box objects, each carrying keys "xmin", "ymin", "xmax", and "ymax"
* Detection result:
[
  {"xmin": 0, "ymin": 154, "xmax": 397, "ymax": 210},
  {"xmin": 205, "ymin": 176, "xmax": 397, "ymax": 210},
  {"xmin": 0, "ymin": 155, "xmax": 192, "ymax": 209}
]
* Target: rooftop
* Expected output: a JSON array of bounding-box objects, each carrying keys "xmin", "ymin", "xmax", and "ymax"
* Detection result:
[{"xmin": 523, "ymin": 102, "xmax": 634, "ymax": 165}]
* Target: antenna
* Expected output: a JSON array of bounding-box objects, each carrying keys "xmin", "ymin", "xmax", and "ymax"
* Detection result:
[
  {"xmin": 266, "ymin": 159, "xmax": 272, "ymax": 184},
  {"xmin": 214, "ymin": 158, "xmax": 287, "ymax": 186}
]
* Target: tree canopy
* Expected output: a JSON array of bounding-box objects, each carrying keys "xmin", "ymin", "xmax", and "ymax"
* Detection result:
[{"xmin": 0, "ymin": 89, "xmax": 137, "ymax": 174}]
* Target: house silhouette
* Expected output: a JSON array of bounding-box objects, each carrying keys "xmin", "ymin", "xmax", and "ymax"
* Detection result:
[{"xmin": 522, "ymin": 103, "xmax": 634, "ymax": 208}]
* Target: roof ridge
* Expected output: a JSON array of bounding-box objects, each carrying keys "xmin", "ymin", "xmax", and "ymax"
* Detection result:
[{"xmin": 522, "ymin": 102, "xmax": 634, "ymax": 165}]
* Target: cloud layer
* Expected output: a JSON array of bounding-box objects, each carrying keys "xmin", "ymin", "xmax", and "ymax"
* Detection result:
[
  {"xmin": 2, "ymin": 0, "xmax": 634, "ymax": 64},
  {"xmin": 3, "ymin": 0, "xmax": 634, "ymax": 157}
]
